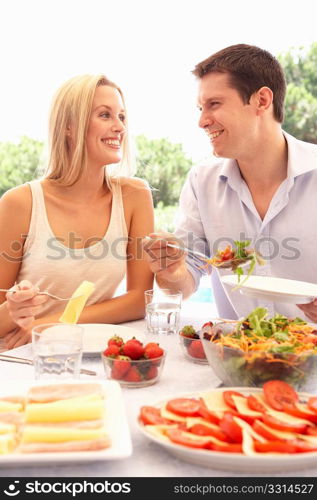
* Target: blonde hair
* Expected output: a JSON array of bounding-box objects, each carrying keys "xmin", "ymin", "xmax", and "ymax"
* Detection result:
[{"xmin": 45, "ymin": 74, "xmax": 134, "ymax": 185}]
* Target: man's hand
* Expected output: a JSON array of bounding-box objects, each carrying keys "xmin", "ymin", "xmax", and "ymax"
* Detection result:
[
  {"xmin": 297, "ymin": 300, "xmax": 317, "ymax": 323},
  {"xmin": 142, "ymin": 232, "xmax": 188, "ymax": 284},
  {"xmin": 6, "ymin": 280, "xmax": 48, "ymax": 328}
]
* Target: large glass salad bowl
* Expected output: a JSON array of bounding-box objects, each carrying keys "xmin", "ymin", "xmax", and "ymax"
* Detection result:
[{"xmin": 200, "ymin": 307, "xmax": 317, "ymax": 391}]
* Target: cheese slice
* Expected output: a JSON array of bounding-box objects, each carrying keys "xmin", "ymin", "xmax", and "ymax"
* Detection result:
[
  {"xmin": 59, "ymin": 281, "xmax": 95, "ymax": 324},
  {"xmin": 201, "ymin": 391, "xmax": 232, "ymax": 413},
  {"xmin": 0, "ymin": 423, "xmax": 15, "ymax": 435},
  {"xmin": 0, "ymin": 401, "xmax": 23, "ymax": 413},
  {"xmin": 21, "ymin": 425, "xmax": 107, "ymax": 444},
  {"xmin": 254, "ymin": 420, "xmax": 298, "ymax": 440},
  {"xmin": 267, "ymin": 409, "xmax": 314, "ymax": 426},
  {"xmin": 232, "ymin": 396, "xmax": 263, "ymax": 418},
  {"xmin": 25, "ymin": 395, "xmax": 104, "ymax": 423},
  {"xmin": 145, "ymin": 425, "xmax": 178, "ymax": 442},
  {"xmin": 298, "ymin": 435, "xmax": 317, "ymax": 445},
  {"xmin": 185, "ymin": 417, "xmax": 220, "ymax": 431},
  {"xmin": 233, "ymin": 416, "xmax": 266, "ymax": 443},
  {"xmin": 241, "ymin": 428, "xmax": 258, "ymax": 456},
  {"xmin": 160, "ymin": 405, "xmax": 187, "ymax": 422},
  {"xmin": 179, "ymin": 429, "xmax": 224, "ymax": 446},
  {"xmin": 0, "ymin": 433, "xmax": 15, "ymax": 454}
]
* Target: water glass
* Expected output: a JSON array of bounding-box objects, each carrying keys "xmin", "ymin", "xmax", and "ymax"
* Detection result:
[
  {"xmin": 32, "ymin": 323, "xmax": 83, "ymax": 380},
  {"xmin": 145, "ymin": 289, "xmax": 182, "ymax": 336}
]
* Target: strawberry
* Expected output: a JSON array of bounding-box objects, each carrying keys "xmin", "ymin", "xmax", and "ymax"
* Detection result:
[
  {"xmin": 202, "ymin": 321, "xmax": 214, "ymax": 329},
  {"xmin": 111, "ymin": 356, "xmax": 131, "ymax": 380},
  {"xmin": 144, "ymin": 343, "xmax": 164, "ymax": 359},
  {"xmin": 180, "ymin": 325, "xmax": 196, "ymax": 338},
  {"xmin": 187, "ymin": 340, "xmax": 206, "ymax": 359},
  {"xmin": 145, "ymin": 365, "xmax": 158, "ymax": 380},
  {"xmin": 107, "ymin": 335, "xmax": 124, "ymax": 348},
  {"xmin": 124, "ymin": 365, "xmax": 142, "ymax": 382},
  {"xmin": 103, "ymin": 344, "xmax": 120, "ymax": 358},
  {"xmin": 121, "ymin": 339, "xmax": 145, "ymax": 360}
]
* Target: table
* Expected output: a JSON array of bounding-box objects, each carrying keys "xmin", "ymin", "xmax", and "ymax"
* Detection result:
[{"xmin": 1, "ymin": 315, "xmax": 317, "ymax": 478}]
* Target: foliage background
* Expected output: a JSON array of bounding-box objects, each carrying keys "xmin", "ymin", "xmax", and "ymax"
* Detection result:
[{"xmin": 1, "ymin": 43, "xmax": 316, "ymax": 217}]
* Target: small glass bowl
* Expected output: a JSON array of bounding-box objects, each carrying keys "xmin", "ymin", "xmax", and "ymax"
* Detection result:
[
  {"xmin": 101, "ymin": 351, "xmax": 166, "ymax": 388},
  {"xmin": 179, "ymin": 332, "xmax": 208, "ymax": 364}
]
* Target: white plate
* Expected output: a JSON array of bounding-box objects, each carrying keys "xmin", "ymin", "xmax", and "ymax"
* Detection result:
[
  {"xmin": 79, "ymin": 323, "xmax": 145, "ymax": 354},
  {"xmin": 0, "ymin": 379, "xmax": 132, "ymax": 467},
  {"xmin": 221, "ymin": 275, "xmax": 317, "ymax": 304},
  {"xmin": 138, "ymin": 387, "xmax": 317, "ymax": 473}
]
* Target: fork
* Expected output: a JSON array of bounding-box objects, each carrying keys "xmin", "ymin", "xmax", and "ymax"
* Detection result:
[
  {"xmin": 0, "ymin": 353, "xmax": 96, "ymax": 375},
  {"xmin": 0, "ymin": 289, "xmax": 81, "ymax": 301},
  {"xmin": 143, "ymin": 236, "xmax": 252, "ymax": 268},
  {"xmin": 143, "ymin": 236, "xmax": 208, "ymax": 261}
]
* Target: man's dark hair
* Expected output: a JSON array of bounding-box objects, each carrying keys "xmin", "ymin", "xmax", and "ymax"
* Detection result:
[{"xmin": 192, "ymin": 44, "xmax": 286, "ymax": 122}]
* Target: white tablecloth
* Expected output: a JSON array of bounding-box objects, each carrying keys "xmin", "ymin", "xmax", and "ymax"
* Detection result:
[{"xmin": 1, "ymin": 315, "xmax": 317, "ymax": 478}]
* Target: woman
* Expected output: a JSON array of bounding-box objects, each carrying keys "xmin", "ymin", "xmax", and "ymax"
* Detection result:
[{"xmin": 0, "ymin": 74, "xmax": 154, "ymax": 349}]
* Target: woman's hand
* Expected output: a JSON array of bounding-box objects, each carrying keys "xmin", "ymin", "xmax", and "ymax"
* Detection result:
[
  {"xmin": 6, "ymin": 280, "xmax": 48, "ymax": 328},
  {"xmin": 2, "ymin": 326, "xmax": 32, "ymax": 350}
]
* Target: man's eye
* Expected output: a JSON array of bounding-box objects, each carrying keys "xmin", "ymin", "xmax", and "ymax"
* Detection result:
[{"xmin": 210, "ymin": 101, "xmax": 220, "ymax": 107}]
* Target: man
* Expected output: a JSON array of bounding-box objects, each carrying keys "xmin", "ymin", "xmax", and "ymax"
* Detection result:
[{"xmin": 143, "ymin": 44, "xmax": 317, "ymax": 322}]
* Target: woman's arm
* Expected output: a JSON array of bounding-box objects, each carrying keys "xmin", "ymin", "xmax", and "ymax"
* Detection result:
[
  {"xmin": 0, "ymin": 185, "xmax": 32, "ymax": 303},
  {"xmin": 3, "ymin": 179, "xmax": 154, "ymax": 349}
]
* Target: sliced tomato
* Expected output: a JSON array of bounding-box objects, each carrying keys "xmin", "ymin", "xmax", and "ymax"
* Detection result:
[
  {"xmin": 220, "ymin": 246, "xmax": 235, "ymax": 261},
  {"xmin": 293, "ymin": 439, "xmax": 317, "ymax": 453},
  {"xmin": 247, "ymin": 395, "xmax": 267, "ymax": 413},
  {"xmin": 139, "ymin": 406, "xmax": 172, "ymax": 426},
  {"xmin": 189, "ymin": 424, "xmax": 229, "ymax": 442},
  {"xmin": 198, "ymin": 399, "xmax": 220, "ymax": 425},
  {"xmin": 228, "ymin": 409, "xmax": 256, "ymax": 425},
  {"xmin": 262, "ymin": 413, "xmax": 307, "ymax": 434},
  {"xmin": 252, "ymin": 420, "xmax": 281, "ymax": 441},
  {"xmin": 263, "ymin": 380, "xmax": 299, "ymax": 411},
  {"xmin": 166, "ymin": 428, "xmax": 210, "ymax": 449},
  {"xmin": 306, "ymin": 426, "xmax": 317, "ymax": 436},
  {"xmin": 254, "ymin": 440, "xmax": 297, "ymax": 454},
  {"xmin": 209, "ymin": 442, "xmax": 242, "ymax": 453},
  {"xmin": 283, "ymin": 403, "xmax": 317, "ymax": 424},
  {"xmin": 219, "ymin": 412, "xmax": 243, "ymax": 443},
  {"xmin": 166, "ymin": 398, "xmax": 201, "ymax": 417},
  {"xmin": 223, "ymin": 390, "xmax": 246, "ymax": 410},
  {"xmin": 307, "ymin": 397, "xmax": 317, "ymax": 414}
]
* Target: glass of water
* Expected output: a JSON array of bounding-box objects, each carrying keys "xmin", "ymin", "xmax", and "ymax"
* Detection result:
[
  {"xmin": 145, "ymin": 289, "xmax": 182, "ymax": 336},
  {"xmin": 32, "ymin": 323, "xmax": 83, "ymax": 380}
]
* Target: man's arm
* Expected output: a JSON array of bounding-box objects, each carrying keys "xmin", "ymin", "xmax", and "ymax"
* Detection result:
[{"xmin": 142, "ymin": 233, "xmax": 196, "ymax": 298}]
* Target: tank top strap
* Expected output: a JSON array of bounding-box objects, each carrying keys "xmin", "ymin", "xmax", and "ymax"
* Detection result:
[
  {"xmin": 24, "ymin": 180, "xmax": 50, "ymax": 253},
  {"xmin": 109, "ymin": 178, "xmax": 128, "ymax": 238}
]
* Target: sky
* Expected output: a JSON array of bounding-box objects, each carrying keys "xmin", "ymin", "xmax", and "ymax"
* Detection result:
[{"xmin": 0, "ymin": 0, "xmax": 316, "ymax": 162}]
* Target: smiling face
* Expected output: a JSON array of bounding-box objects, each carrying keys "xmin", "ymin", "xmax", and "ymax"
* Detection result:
[
  {"xmin": 86, "ymin": 85, "xmax": 126, "ymax": 167},
  {"xmin": 197, "ymin": 72, "xmax": 260, "ymax": 160}
]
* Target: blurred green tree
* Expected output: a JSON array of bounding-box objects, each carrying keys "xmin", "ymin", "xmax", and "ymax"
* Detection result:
[
  {"xmin": 135, "ymin": 135, "xmax": 193, "ymax": 207},
  {"xmin": 0, "ymin": 136, "xmax": 44, "ymax": 196},
  {"xmin": 279, "ymin": 43, "xmax": 317, "ymax": 143}
]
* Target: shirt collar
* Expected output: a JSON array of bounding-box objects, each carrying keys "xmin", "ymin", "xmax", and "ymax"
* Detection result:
[
  {"xmin": 284, "ymin": 131, "xmax": 317, "ymax": 178},
  {"xmin": 218, "ymin": 131, "xmax": 317, "ymax": 186}
]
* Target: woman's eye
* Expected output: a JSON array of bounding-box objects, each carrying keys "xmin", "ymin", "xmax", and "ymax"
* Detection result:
[
  {"xmin": 100, "ymin": 112, "xmax": 111, "ymax": 118},
  {"xmin": 119, "ymin": 114, "xmax": 126, "ymax": 123}
]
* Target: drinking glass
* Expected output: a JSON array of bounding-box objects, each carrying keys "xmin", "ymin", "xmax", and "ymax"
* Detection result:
[
  {"xmin": 145, "ymin": 289, "xmax": 182, "ymax": 335},
  {"xmin": 32, "ymin": 323, "xmax": 83, "ymax": 380}
]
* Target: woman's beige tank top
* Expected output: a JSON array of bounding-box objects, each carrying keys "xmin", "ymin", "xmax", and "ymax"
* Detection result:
[{"xmin": 17, "ymin": 180, "xmax": 128, "ymax": 317}]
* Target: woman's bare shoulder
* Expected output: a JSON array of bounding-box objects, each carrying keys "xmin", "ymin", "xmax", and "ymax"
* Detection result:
[
  {"xmin": 117, "ymin": 176, "xmax": 151, "ymax": 194},
  {"xmin": 0, "ymin": 184, "xmax": 32, "ymax": 229}
]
